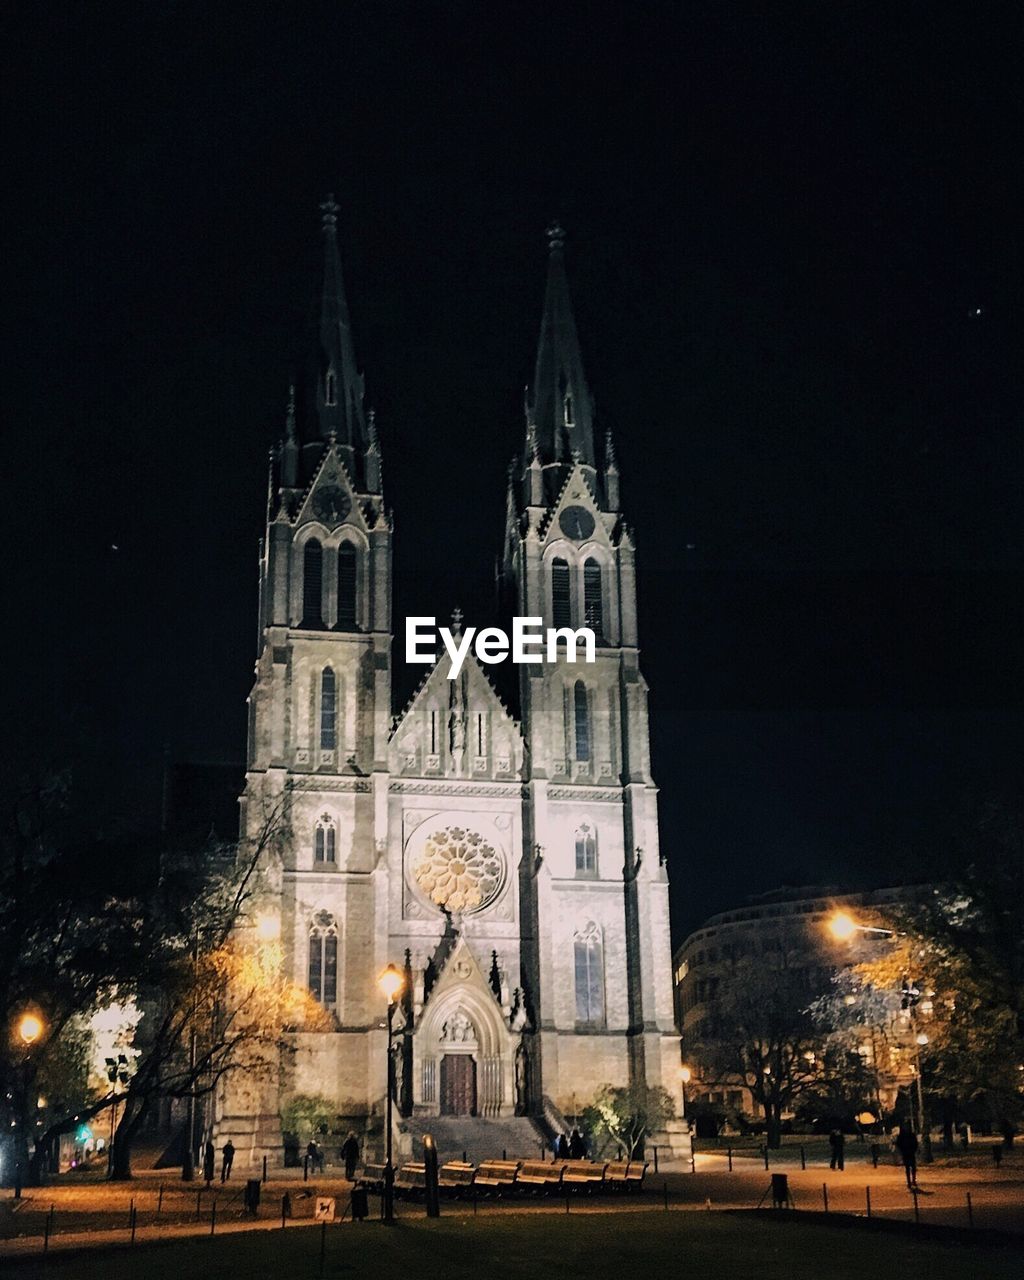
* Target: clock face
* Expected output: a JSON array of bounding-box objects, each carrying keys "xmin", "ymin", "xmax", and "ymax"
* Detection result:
[
  {"xmin": 559, "ymin": 505, "xmax": 596, "ymax": 541},
  {"xmin": 312, "ymin": 485, "xmax": 351, "ymax": 525}
]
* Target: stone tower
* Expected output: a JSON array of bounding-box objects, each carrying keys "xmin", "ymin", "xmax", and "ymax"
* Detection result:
[{"xmin": 502, "ymin": 224, "xmax": 680, "ymax": 1112}]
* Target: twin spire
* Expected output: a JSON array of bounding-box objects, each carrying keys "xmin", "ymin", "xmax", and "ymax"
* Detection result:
[{"xmin": 287, "ymin": 201, "xmax": 604, "ymax": 487}]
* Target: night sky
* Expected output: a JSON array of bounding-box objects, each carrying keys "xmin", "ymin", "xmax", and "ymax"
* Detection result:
[{"xmin": 4, "ymin": 2, "xmax": 1022, "ymax": 938}]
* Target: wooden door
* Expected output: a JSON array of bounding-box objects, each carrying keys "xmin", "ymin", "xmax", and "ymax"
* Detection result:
[{"xmin": 440, "ymin": 1054, "xmax": 477, "ymax": 1116}]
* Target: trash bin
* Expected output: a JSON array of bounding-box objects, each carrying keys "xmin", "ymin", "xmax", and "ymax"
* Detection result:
[
  {"xmin": 244, "ymin": 1178, "xmax": 261, "ymax": 1216},
  {"xmin": 350, "ymin": 1186, "xmax": 369, "ymax": 1221}
]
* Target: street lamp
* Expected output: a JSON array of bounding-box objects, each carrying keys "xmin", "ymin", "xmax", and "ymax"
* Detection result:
[
  {"xmin": 17, "ymin": 1013, "xmax": 44, "ymax": 1047},
  {"xmin": 828, "ymin": 911, "xmax": 893, "ymax": 940},
  {"xmin": 105, "ymin": 1055, "xmax": 132, "ymax": 1176},
  {"xmin": 377, "ymin": 963, "xmax": 405, "ymax": 1224}
]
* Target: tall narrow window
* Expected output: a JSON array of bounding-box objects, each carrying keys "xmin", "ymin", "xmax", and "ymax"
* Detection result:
[
  {"xmin": 320, "ymin": 668, "xmax": 337, "ymax": 750},
  {"xmin": 574, "ymin": 924, "xmax": 604, "ymax": 1024},
  {"xmin": 430, "ymin": 709, "xmax": 437, "ymax": 754},
  {"xmin": 325, "ymin": 368, "xmax": 337, "ymax": 406},
  {"xmin": 477, "ymin": 713, "xmax": 484, "ymax": 756},
  {"xmin": 337, "ymin": 544, "xmax": 357, "ymax": 630},
  {"xmin": 314, "ymin": 816, "xmax": 336, "ymax": 864},
  {"xmin": 308, "ymin": 911, "xmax": 338, "ymax": 1005},
  {"xmin": 575, "ymin": 823, "xmax": 597, "ymax": 875},
  {"xmin": 573, "ymin": 681, "xmax": 590, "ymax": 761},
  {"xmin": 552, "ymin": 558, "xmax": 571, "ymax": 628},
  {"xmin": 302, "ymin": 540, "xmax": 323, "ymax": 627},
  {"xmin": 583, "ymin": 560, "xmax": 603, "ymax": 639}
]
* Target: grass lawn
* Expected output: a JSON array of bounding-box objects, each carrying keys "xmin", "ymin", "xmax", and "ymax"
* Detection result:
[{"xmin": 10, "ymin": 1212, "xmax": 1018, "ymax": 1280}]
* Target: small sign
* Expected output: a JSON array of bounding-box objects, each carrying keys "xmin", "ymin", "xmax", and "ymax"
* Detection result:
[{"xmin": 315, "ymin": 1197, "xmax": 336, "ymax": 1222}]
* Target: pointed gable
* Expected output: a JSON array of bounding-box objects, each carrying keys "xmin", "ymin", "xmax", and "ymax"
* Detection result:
[{"xmin": 390, "ymin": 646, "xmax": 523, "ymax": 781}]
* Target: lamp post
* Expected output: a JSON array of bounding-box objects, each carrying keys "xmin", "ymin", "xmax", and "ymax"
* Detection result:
[
  {"xmin": 13, "ymin": 1012, "xmax": 45, "ymax": 1198},
  {"xmin": 105, "ymin": 1055, "xmax": 131, "ymax": 1176},
  {"xmin": 827, "ymin": 911, "xmax": 933, "ymax": 1163},
  {"xmin": 377, "ymin": 963, "xmax": 405, "ymax": 1224}
]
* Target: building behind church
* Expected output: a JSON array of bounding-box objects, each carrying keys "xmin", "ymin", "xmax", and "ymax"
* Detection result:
[{"xmin": 215, "ymin": 201, "xmax": 685, "ymax": 1163}]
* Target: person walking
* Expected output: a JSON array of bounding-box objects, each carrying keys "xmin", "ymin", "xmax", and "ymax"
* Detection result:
[
  {"xmin": 894, "ymin": 1125, "xmax": 918, "ymax": 1189},
  {"xmin": 828, "ymin": 1128, "xmax": 845, "ymax": 1171},
  {"xmin": 220, "ymin": 1139, "xmax": 235, "ymax": 1183},
  {"xmin": 341, "ymin": 1132, "xmax": 360, "ymax": 1181},
  {"xmin": 569, "ymin": 1128, "xmax": 586, "ymax": 1159},
  {"xmin": 202, "ymin": 1139, "xmax": 216, "ymax": 1186}
]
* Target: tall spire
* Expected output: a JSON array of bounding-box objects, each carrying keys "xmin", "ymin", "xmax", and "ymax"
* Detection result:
[
  {"xmin": 528, "ymin": 223, "xmax": 595, "ymax": 468},
  {"xmin": 317, "ymin": 194, "xmax": 366, "ymax": 448}
]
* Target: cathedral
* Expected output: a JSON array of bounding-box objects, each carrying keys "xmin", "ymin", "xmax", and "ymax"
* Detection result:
[{"xmin": 217, "ymin": 199, "xmax": 683, "ymax": 1162}]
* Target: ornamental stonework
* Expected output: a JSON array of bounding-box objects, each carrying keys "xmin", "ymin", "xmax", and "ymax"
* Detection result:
[{"xmin": 410, "ymin": 825, "xmax": 505, "ymax": 915}]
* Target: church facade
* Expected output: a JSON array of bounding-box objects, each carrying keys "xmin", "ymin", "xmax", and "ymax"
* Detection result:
[{"xmin": 218, "ymin": 200, "xmax": 682, "ymax": 1159}]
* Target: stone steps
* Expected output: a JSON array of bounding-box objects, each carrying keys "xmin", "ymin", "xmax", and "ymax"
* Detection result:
[{"xmin": 399, "ymin": 1115, "xmax": 548, "ymax": 1165}]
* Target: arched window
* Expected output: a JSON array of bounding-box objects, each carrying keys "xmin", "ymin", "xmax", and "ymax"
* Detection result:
[
  {"xmin": 583, "ymin": 559, "xmax": 603, "ymax": 639},
  {"xmin": 336, "ymin": 544, "xmax": 357, "ymax": 631},
  {"xmin": 308, "ymin": 910, "xmax": 338, "ymax": 1005},
  {"xmin": 320, "ymin": 668, "xmax": 337, "ymax": 750},
  {"xmin": 314, "ymin": 814, "xmax": 336, "ymax": 864},
  {"xmin": 574, "ymin": 923, "xmax": 604, "ymax": 1024},
  {"xmin": 552, "ymin": 558, "xmax": 571, "ymax": 628},
  {"xmin": 573, "ymin": 681, "xmax": 590, "ymax": 761},
  {"xmin": 302, "ymin": 540, "xmax": 324, "ymax": 627},
  {"xmin": 575, "ymin": 823, "xmax": 597, "ymax": 876},
  {"xmin": 325, "ymin": 367, "xmax": 337, "ymax": 406}
]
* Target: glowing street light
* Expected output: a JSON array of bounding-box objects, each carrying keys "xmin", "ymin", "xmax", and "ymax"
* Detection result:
[
  {"xmin": 17, "ymin": 1013, "xmax": 44, "ymax": 1047},
  {"xmin": 255, "ymin": 913, "xmax": 280, "ymax": 942},
  {"xmin": 377, "ymin": 964, "xmax": 406, "ymax": 1223},
  {"xmin": 828, "ymin": 911, "xmax": 893, "ymax": 940}
]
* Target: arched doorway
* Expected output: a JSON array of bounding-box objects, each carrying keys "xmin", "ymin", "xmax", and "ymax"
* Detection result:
[{"xmin": 440, "ymin": 1054, "xmax": 477, "ymax": 1116}]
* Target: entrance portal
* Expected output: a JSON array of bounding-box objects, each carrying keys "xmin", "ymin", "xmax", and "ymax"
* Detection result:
[{"xmin": 439, "ymin": 1054, "xmax": 477, "ymax": 1116}]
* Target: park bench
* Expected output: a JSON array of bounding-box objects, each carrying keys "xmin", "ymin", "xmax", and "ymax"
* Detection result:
[
  {"xmin": 438, "ymin": 1161, "xmax": 477, "ymax": 1195},
  {"xmin": 562, "ymin": 1160, "xmax": 609, "ymax": 1191},
  {"xmin": 515, "ymin": 1160, "xmax": 566, "ymax": 1193},
  {"xmin": 357, "ymin": 1162, "xmax": 387, "ymax": 1193},
  {"xmin": 474, "ymin": 1159, "xmax": 521, "ymax": 1194},
  {"xmin": 605, "ymin": 1160, "xmax": 647, "ymax": 1191},
  {"xmin": 394, "ymin": 1162, "xmax": 427, "ymax": 1197}
]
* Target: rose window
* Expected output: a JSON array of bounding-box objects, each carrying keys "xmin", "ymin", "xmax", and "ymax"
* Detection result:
[{"xmin": 411, "ymin": 826, "xmax": 504, "ymax": 915}]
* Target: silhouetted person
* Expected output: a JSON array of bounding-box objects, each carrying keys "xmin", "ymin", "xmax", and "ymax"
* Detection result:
[
  {"xmin": 1001, "ymin": 1119, "xmax": 1015, "ymax": 1150},
  {"xmin": 221, "ymin": 1139, "xmax": 235, "ymax": 1183},
  {"xmin": 555, "ymin": 1132, "xmax": 570, "ymax": 1159},
  {"xmin": 203, "ymin": 1140, "xmax": 216, "ymax": 1186},
  {"xmin": 341, "ymin": 1132, "xmax": 360, "ymax": 1180},
  {"xmin": 569, "ymin": 1128, "xmax": 586, "ymax": 1159},
  {"xmin": 894, "ymin": 1125, "xmax": 918, "ymax": 1188},
  {"xmin": 828, "ymin": 1128, "xmax": 845, "ymax": 1171}
]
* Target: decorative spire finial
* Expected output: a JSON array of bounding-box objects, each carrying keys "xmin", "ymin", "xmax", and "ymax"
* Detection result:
[
  {"xmin": 285, "ymin": 383, "xmax": 296, "ymax": 439},
  {"xmin": 320, "ymin": 193, "xmax": 339, "ymax": 228},
  {"xmin": 451, "ymin": 606, "xmax": 463, "ymax": 636},
  {"xmin": 604, "ymin": 427, "xmax": 617, "ymax": 469},
  {"xmin": 367, "ymin": 406, "xmax": 378, "ymax": 445},
  {"xmin": 546, "ymin": 221, "xmax": 566, "ymax": 254}
]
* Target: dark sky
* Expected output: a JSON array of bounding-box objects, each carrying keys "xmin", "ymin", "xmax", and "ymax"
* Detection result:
[{"xmin": 3, "ymin": 1, "xmax": 1022, "ymax": 939}]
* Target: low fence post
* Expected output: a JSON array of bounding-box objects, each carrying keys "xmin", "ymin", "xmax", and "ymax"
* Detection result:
[
  {"xmin": 281, "ymin": 1193, "xmax": 289, "ymax": 1229},
  {"xmin": 210, "ymin": 1197, "xmax": 217, "ymax": 1235},
  {"xmin": 822, "ymin": 1183, "xmax": 829, "ymax": 1214},
  {"xmin": 43, "ymin": 1205, "xmax": 54, "ymax": 1253},
  {"xmin": 303, "ymin": 1156, "xmax": 309, "ymax": 1182},
  {"xmin": 865, "ymin": 1186, "xmax": 871, "ymax": 1218},
  {"xmin": 653, "ymin": 1145, "xmax": 659, "ymax": 1174},
  {"xmin": 763, "ymin": 1145, "xmax": 769, "ymax": 1171},
  {"xmin": 871, "ymin": 1143, "xmax": 879, "ymax": 1168},
  {"xmin": 966, "ymin": 1191, "xmax": 973, "ymax": 1228},
  {"xmin": 262, "ymin": 1155, "xmax": 268, "ymax": 1184},
  {"xmin": 663, "ymin": 1181, "xmax": 669, "ymax": 1211},
  {"xmin": 800, "ymin": 1146, "xmax": 806, "ymax": 1171},
  {"xmin": 727, "ymin": 1147, "xmax": 733, "ymax": 1172}
]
